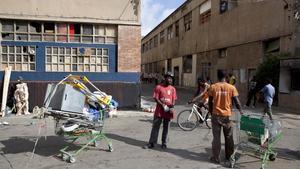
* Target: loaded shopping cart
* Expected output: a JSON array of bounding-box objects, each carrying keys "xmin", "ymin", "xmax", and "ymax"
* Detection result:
[
  {"xmin": 230, "ymin": 113, "xmax": 283, "ymax": 169},
  {"xmin": 40, "ymin": 74, "xmax": 118, "ymax": 163}
]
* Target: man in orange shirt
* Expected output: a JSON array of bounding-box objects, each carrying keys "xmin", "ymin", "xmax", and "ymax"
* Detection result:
[{"xmin": 208, "ymin": 70, "xmax": 243, "ymax": 166}]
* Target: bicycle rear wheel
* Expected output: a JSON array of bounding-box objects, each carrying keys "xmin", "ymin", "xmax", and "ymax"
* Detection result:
[{"xmin": 177, "ymin": 110, "xmax": 199, "ymax": 131}]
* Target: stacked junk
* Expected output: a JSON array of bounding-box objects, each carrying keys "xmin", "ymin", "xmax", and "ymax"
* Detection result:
[{"xmin": 38, "ymin": 74, "xmax": 118, "ymax": 163}]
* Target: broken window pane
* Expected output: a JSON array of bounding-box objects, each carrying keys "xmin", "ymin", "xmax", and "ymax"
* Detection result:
[
  {"xmin": 16, "ymin": 22, "xmax": 28, "ymax": 32},
  {"xmin": 30, "ymin": 22, "xmax": 42, "ymax": 33},
  {"xmin": 44, "ymin": 23, "xmax": 55, "ymax": 33},
  {"xmin": 2, "ymin": 33, "xmax": 14, "ymax": 40}
]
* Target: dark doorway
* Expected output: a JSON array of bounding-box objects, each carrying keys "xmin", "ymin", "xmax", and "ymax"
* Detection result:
[{"xmin": 174, "ymin": 66, "xmax": 180, "ymax": 86}]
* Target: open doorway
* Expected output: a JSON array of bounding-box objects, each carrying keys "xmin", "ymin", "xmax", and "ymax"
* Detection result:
[{"xmin": 174, "ymin": 66, "xmax": 179, "ymax": 86}]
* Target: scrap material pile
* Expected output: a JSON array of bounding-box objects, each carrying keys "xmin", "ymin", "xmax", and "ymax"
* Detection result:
[
  {"xmin": 231, "ymin": 113, "xmax": 283, "ymax": 169},
  {"xmin": 41, "ymin": 74, "xmax": 118, "ymax": 163}
]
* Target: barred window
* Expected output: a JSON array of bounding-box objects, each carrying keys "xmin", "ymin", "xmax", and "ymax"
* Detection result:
[
  {"xmin": 1, "ymin": 45, "xmax": 36, "ymax": 71},
  {"xmin": 45, "ymin": 47, "xmax": 109, "ymax": 72},
  {"xmin": 1, "ymin": 20, "xmax": 117, "ymax": 44},
  {"xmin": 184, "ymin": 12, "xmax": 192, "ymax": 32},
  {"xmin": 160, "ymin": 30, "xmax": 165, "ymax": 44},
  {"xmin": 199, "ymin": 0, "xmax": 211, "ymax": 24}
]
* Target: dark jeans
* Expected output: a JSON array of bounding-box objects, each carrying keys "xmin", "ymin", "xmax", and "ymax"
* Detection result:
[
  {"xmin": 149, "ymin": 116, "xmax": 170, "ymax": 145},
  {"xmin": 211, "ymin": 115, "xmax": 234, "ymax": 161},
  {"xmin": 246, "ymin": 90, "xmax": 257, "ymax": 107}
]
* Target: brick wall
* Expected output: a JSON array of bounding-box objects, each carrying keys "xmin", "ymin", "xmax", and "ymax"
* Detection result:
[{"xmin": 118, "ymin": 25, "xmax": 141, "ymax": 72}]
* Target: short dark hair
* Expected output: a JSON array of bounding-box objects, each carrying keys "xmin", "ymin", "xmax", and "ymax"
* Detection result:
[
  {"xmin": 217, "ymin": 70, "xmax": 227, "ymax": 80},
  {"xmin": 265, "ymin": 78, "xmax": 272, "ymax": 84},
  {"xmin": 197, "ymin": 77, "xmax": 205, "ymax": 83}
]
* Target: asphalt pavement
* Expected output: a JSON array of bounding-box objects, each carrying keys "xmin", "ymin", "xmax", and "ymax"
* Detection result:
[{"xmin": 0, "ymin": 83, "xmax": 299, "ymax": 169}]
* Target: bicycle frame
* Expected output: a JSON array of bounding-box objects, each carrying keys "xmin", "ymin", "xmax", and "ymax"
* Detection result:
[{"xmin": 188, "ymin": 104, "xmax": 208, "ymax": 122}]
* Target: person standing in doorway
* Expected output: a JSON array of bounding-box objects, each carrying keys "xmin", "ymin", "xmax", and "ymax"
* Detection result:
[
  {"xmin": 260, "ymin": 78, "xmax": 275, "ymax": 120},
  {"xmin": 245, "ymin": 76, "xmax": 258, "ymax": 108},
  {"xmin": 143, "ymin": 72, "xmax": 177, "ymax": 149},
  {"xmin": 208, "ymin": 70, "xmax": 243, "ymax": 166}
]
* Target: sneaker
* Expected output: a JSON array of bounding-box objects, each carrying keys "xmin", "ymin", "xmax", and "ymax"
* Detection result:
[
  {"xmin": 209, "ymin": 156, "xmax": 220, "ymax": 164},
  {"xmin": 143, "ymin": 143, "xmax": 154, "ymax": 149},
  {"xmin": 161, "ymin": 144, "xmax": 167, "ymax": 149}
]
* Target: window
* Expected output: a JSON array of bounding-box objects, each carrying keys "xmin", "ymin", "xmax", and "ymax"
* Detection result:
[
  {"xmin": 184, "ymin": 12, "xmax": 192, "ymax": 32},
  {"xmin": 175, "ymin": 21, "xmax": 179, "ymax": 37},
  {"xmin": 154, "ymin": 35, "xmax": 158, "ymax": 47},
  {"xmin": 2, "ymin": 21, "xmax": 14, "ymax": 40},
  {"xmin": 142, "ymin": 43, "xmax": 145, "ymax": 53},
  {"xmin": 1, "ymin": 20, "xmax": 117, "ymax": 44},
  {"xmin": 167, "ymin": 25, "xmax": 173, "ymax": 40},
  {"xmin": 82, "ymin": 24, "xmax": 93, "ymax": 43},
  {"xmin": 199, "ymin": 0, "xmax": 211, "ymax": 24},
  {"xmin": 1, "ymin": 45, "xmax": 36, "ymax": 71},
  {"xmin": 220, "ymin": 0, "xmax": 238, "ymax": 14},
  {"xmin": 160, "ymin": 30, "xmax": 165, "ymax": 44},
  {"xmin": 44, "ymin": 22, "xmax": 55, "ymax": 41},
  {"xmin": 16, "ymin": 21, "xmax": 28, "ymax": 41},
  {"xmin": 291, "ymin": 69, "xmax": 300, "ymax": 91},
  {"xmin": 183, "ymin": 55, "xmax": 193, "ymax": 73},
  {"xmin": 264, "ymin": 38, "xmax": 280, "ymax": 54},
  {"xmin": 57, "ymin": 23, "xmax": 68, "ymax": 42},
  {"xmin": 219, "ymin": 48, "xmax": 227, "ymax": 58},
  {"xmin": 201, "ymin": 62, "xmax": 211, "ymax": 80},
  {"xmin": 45, "ymin": 47, "xmax": 109, "ymax": 72},
  {"xmin": 149, "ymin": 39, "xmax": 153, "ymax": 49},
  {"xmin": 167, "ymin": 59, "xmax": 172, "ymax": 72}
]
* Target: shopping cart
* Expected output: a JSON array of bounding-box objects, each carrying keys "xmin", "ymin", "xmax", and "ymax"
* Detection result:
[
  {"xmin": 41, "ymin": 74, "xmax": 117, "ymax": 163},
  {"xmin": 230, "ymin": 113, "xmax": 283, "ymax": 169}
]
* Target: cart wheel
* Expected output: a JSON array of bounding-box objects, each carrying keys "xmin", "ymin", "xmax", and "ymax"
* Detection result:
[
  {"xmin": 108, "ymin": 145, "xmax": 114, "ymax": 152},
  {"xmin": 62, "ymin": 154, "xmax": 68, "ymax": 161},
  {"xmin": 269, "ymin": 154, "xmax": 276, "ymax": 161},
  {"xmin": 69, "ymin": 156, "xmax": 76, "ymax": 163}
]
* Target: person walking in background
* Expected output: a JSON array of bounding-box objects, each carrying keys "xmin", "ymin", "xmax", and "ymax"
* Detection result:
[
  {"xmin": 260, "ymin": 78, "xmax": 275, "ymax": 120},
  {"xmin": 143, "ymin": 72, "xmax": 177, "ymax": 149},
  {"xmin": 208, "ymin": 70, "xmax": 243, "ymax": 166},
  {"xmin": 245, "ymin": 76, "xmax": 258, "ymax": 108},
  {"xmin": 228, "ymin": 73, "xmax": 236, "ymax": 86}
]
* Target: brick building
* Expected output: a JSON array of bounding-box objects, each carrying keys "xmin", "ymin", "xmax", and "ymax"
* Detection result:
[
  {"xmin": 141, "ymin": 0, "xmax": 299, "ymax": 109},
  {"xmin": 0, "ymin": 0, "xmax": 141, "ymax": 109}
]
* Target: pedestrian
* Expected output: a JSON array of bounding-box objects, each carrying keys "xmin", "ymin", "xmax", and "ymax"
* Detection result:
[
  {"xmin": 188, "ymin": 77, "xmax": 210, "ymax": 116},
  {"xmin": 260, "ymin": 78, "xmax": 275, "ymax": 120},
  {"xmin": 206, "ymin": 76, "xmax": 212, "ymax": 85},
  {"xmin": 228, "ymin": 73, "xmax": 236, "ymax": 86},
  {"xmin": 208, "ymin": 70, "xmax": 243, "ymax": 166},
  {"xmin": 245, "ymin": 76, "xmax": 258, "ymax": 108},
  {"xmin": 143, "ymin": 72, "xmax": 177, "ymax": 149}
]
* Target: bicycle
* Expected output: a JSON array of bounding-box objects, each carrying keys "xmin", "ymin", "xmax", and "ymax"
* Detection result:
[{"xmin": 177, "ymin": 103, "xmax": 211, "ymax": 131}]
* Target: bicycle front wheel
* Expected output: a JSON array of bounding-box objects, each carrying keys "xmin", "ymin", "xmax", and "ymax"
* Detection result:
[{"xmin": 177, "ymin": 110, "xmax": 199, "ymax": 131}]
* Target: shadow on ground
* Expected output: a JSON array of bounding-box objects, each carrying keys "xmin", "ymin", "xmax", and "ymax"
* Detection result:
[
  {"xmin": 106, "ymin": 133, "xmax": 212, "ymax": 163},
  {"xmin": 0, "ymin": 136, "xmax": 92, "ymax": 157}
]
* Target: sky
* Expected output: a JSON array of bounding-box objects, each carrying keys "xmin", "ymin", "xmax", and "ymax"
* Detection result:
[{"xmin": 141, "ymin": 0, "xmax": 186, "ymax": 36}]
